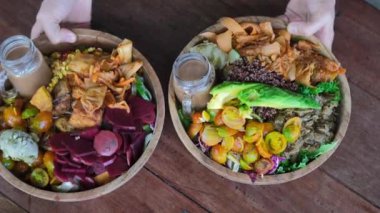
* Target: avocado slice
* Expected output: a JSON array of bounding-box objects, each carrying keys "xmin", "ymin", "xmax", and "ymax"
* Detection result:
[
  {"xmin": 207, "ymin": 81, "xmax": 321, "ymax": 110},
  {"xmin": 207, "ymin": 82, "xmax": 254, "ymax": 109}
]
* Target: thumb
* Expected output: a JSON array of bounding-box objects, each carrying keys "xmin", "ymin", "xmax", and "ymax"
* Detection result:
[
  {"xmin": 40, "ymin": 19, "xmax": 77, "ymax": 44},
  {"xmin": 287, "ymin": 21, "xmax": 324, "ymax": 37},
  {"xmin": 31, "ymin": 22, "xmax": 43, "ymax": 39}
]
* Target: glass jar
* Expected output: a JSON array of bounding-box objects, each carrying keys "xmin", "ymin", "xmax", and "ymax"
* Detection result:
[
  {"xmin": 0, "ymin": 35, "xmax": 52, "ymax": 98},
  {"xmin": 173, "ymin": 52, "xmax": 215, "ymax": 115}
]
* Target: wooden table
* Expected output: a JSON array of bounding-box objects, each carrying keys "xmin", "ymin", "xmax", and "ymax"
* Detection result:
[{"xmin": 0, "ymin": 0, "xmax": 379, "ymax": 212}]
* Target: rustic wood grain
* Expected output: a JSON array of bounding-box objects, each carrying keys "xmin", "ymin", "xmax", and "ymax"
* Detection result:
[
  {"xmin": 0, "ymin": 168, "xmax": 206, "ymax": 212},
  {"xmin": 0, "ymin": 193, "xmax": 26, "ymax": 213},
  {"xmin": 0, "ymin": 0, "xmax": 379, "ymax": 212}
]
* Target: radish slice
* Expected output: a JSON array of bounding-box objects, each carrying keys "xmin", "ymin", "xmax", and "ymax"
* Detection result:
[{"xmin": 93, "ymin": 130, "xmax": 121, "ymax": 156}]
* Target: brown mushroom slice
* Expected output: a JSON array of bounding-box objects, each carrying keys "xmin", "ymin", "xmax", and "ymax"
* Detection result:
[
  {"xmin": 120, "ymin": 60, "xmax": 143, "ymax": 79},
  {"xmin": 216, "ymin": 30, "xmax": 233, "ymax": 53},
  {"xmin": 219, "ymin": 17, "xmax": 246, "ymax": 35}
]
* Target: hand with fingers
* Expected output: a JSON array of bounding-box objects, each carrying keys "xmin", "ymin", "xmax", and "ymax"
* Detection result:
[
  {"xmin": 31, "ymin": 0, "xmax": 92, "ymax": 44},
  {"xmin": 282, "ymin": 0, "xmax": 336, "ymax": 50}
]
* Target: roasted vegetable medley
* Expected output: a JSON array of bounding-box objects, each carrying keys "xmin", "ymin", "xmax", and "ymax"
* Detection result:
[
  {"xmin": 182, "ymin": 18, "xmax": 345, "ymax": 181},
  {"xmin": 0, "ymin": 39, "xmax": 156, "ymax": 191}
]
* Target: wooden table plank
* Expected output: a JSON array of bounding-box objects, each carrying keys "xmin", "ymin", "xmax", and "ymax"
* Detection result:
[
  {"xmin": 0, "ymin": 193, "xmax": 26, "ymax": 213},
  {"xmin": 0, "ymin": 0, "xmax": 379, "ymax": 212},
  {"xmin": 145, "ymin": 121, "xmax": 379, "ymax": 212},
  {"xmin": 0, "ymin": 168, "xmax": 206, "ymax": 212},
  {"xmin": 320, "ymin": 82, "xmax": 380, "ymax": 207}
]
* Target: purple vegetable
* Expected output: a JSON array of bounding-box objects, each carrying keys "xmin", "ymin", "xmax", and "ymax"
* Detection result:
[
  {"xmin": 106, "ymin": 156, "xmax": 129, "ymax": 177},
  {"xmin": 128, "ymin": 96, "xmax": 156, "ymax": 124},
  {"xmin": 268, "ymin": 155, "xmax": 286, "ymax": 174},
  {"xmin": 244, "ymin": 171, "xmax": 257, "ymax": 183},
  {"xmin": 103, "ymin": 108, "xmax": 136, "ymax": 131}
]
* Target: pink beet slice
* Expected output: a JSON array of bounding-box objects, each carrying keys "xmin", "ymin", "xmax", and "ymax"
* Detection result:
[
  {"xmin": 106, "ymin": 156, "xmax": 129, "ymax": 177},
  {"xmin": 94, "ymin": 130, "xmax": 121, "ymax": 156},
  {"xmin": 78, "ymin": 126, "xmax": 100, "ymax": 140},
  {"xmin": 49, "ymin": 132, "xmax": 71, "ymax": 151},
  {"xmin": 64, "ymin": 137, "xmax": 97, "ymax": 157}
]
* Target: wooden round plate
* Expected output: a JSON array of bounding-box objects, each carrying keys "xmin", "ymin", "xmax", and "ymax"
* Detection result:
[
  {"xmin": 169, "ymin": 16, "xmax": 351, "ymax": 185},
  {"xmin": 0, "ymin": 29, "xmax": 165, "ymax": 201}
]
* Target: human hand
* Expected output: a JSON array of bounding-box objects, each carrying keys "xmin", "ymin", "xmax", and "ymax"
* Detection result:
[
  {"xmin": 31, "ymin": 0, "xmax": 92, "ymax": 44},
  {"xmin": 282, "ymin": 0, "xmax": 336, "ymax": 50}
]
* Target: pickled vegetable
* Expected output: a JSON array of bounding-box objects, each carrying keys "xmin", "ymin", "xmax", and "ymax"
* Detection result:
[
  {"xmin": 2, "ymin": 158, "xmax": 15, "ymax": 170},
  {"xmin": 210, "ymin": 144, "xmax": 228, "ymax": 165},
  {"xmin": 231, "ymin": 135, "xmax": 244, "ymax": 153},
  {"xmin": 43, "ymin": 151, "xmax": 55, "ymax": 177},
  {"xmin": 21, "ymin": 105, "xmax": 39, "ymax": 119},
  {"xmin": 54, "ymin": 117, "xmax": 75, "ymax": 132},
  {"xmin": 242, "ymin": 143, "xmax": 259, "ymax": 164},
  {"xmin": 244, "ymin": 121, "xmax": 263, "ymax": 143},
  {"xmin": 265, "ymin": 131, "xmax": 287, "ymax": 154},
  {"xmin": 283, "ymin": 117, "xmax": 302, "ymax": 143},
  {"xmin": 32, "ymin": 151, "xmax": 44, "ymax": 168},
  {"xmin": 240, "ymin": 158, "xmax": 253, "ymax": 170},
  {"xmin": 216, "ymin": 126, "xmax": 238, "ymax": 137},
  {"xmin": 30, "ymin": 111, "xmax": 53, "ymax": 133},
  {"xmin": 256, "ymin": 137, "xmax": 272, "ymax": 158},
  {"xmin": 187, "ymin": 123, "xmax": 203, "ymax": 139},
  {"xmin": 30, "ymin": 168, "xmax": 49, "ymax": 188},
  {"xmin": 200, "ymin": 125, "xmax": 223, "ymax": 146},
  {"xmin": 3, "ymin": 106, "xmax": 25, "ymax": 129},
  {"xmin": 221, "ymin": 136, "xmax": 234, "ymax": 151},
  {"xmin": 254, "ymin": 158, "xmax": 274, "ymax": 175},
  {"xmin": 221, "ymin": 106, "xmax": 245, "ymax": 130}
]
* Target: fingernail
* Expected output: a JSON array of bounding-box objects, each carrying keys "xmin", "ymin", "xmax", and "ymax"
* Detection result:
[
  {"xmin": 287, "ymin": 23, "xmax": 297, "ymax": 34},
  {"xmin": 65, "ymin": 33, "xmax": 77, "ymax": 43}
]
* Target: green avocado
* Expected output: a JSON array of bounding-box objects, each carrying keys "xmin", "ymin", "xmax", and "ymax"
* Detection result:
[
  {"xmin": 207, "ymin": 82, "xmax": 254, "ymax": 109},
  {"xmin": 207, "ymin": 82, "xmax": 321, "ymax": 110}
]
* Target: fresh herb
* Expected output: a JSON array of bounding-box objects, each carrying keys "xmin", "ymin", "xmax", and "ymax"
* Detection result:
[
  {"xmin": 178, "ymin": 108, "xmax": 192, "ymax": 129},
  {"xmin": 275, "ymin": 142, "xmax": 337, "ymax": 174},
  {"xmin": 135, "ymin": 75, "xmax": 152, "ymax": 101},
  {"xmin": 143, "ymin": 124, "xmax": 153, "ymax": 133},
  {"xmin": 299, "ymin": 81, "xmax": 341, "ymax": 103}
]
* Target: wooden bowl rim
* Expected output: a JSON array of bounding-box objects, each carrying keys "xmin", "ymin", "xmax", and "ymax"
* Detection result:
[
  {"xmin": 168, "ymin": 16, "xmax": 352, "ymax": 185},
  {"xmin": 0, "ymin": 29, "xmax": 165, "ymax": 201}
]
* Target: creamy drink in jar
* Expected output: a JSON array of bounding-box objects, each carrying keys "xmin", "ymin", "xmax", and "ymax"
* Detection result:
[
  {"xmin": 173, "ymin": 52, "xmax": 215, "ymax": 114},
  {"xmin": 0, "ymin": 35, "xmax": 52, "ymax": 98}
]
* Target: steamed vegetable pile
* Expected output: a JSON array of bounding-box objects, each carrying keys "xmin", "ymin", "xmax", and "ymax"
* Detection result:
[
  {"xmin": 182, "ymin": 18, "xmax": 345, "ymax": 181},
  {"xmin": 0, "ymin": 39, "xmax": 156, "ymax": 191}
]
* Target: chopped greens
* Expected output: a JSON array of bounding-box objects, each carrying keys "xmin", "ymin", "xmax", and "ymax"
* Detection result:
[
  {"xmin": 135, "ymin": 75, "xmax": 152, "ymax": 101},
  {"xmin": 178, "ymin": 109, "xmax": 192, "ymax": 129},
  {"xmin": 275, "ymin": 142, "xmax": 337, "ymax": 174},
  {"xmin": 299, "ymin": 81, "xmax": 342, "ymax": 103}
]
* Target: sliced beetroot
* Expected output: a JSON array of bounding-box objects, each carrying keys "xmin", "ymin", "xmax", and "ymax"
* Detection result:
[
  {"xmin": 92, "ymin": 162, "xmax": 106, "ymax": 175},
  {"xmin": 106, "ymin": 156, "xmax": 129, "ymax": 177},
  {"xmin": 54, "ymin": 161, "xmax": 69, "ymax": 182},
  {"xmin": 130, "ymin": 131, "xmax": 146, "ymax": 163},
  {"xmin": 103, "ymin": 107, "xmax": 136, "ymax": 131},
  {"xmin": 49, "ymin": 132, "xmax": 71, "ymax": 151},
  {"xmin": 64, "ymin": 137, "xmax": 97, "ymax": 157},
  {"xmin": 55, "ymin": 155, "xmax": 68, "ymax": 165},
  {"xmin": 125, "ymin": 147, "xmax": 133, "ymax": 166},
  {"xmin": 76, "ymin": 126, "xmax": 100, "ymax": 140},
  {"xmin": 55, "ymin": 150, "xmax": 69, "ymax": 156},
  {"xmin": 61, "ymin": 166, "xmax": 86, "ymax": 174},
  {"xmin": 80, "ymin": 153, "xmax": 98, "ymax": 166},
  {"xmin": 128, "ymin": 96, "xmax": 156, "ymax": 124},
  {"xmin": 93, "ymin": 130, "xmax": 121, "ymax": 156},
  {"xmin": 98, "ymin": 155, "xmax": 117, "ymax": 167},
  {"xmin": 82, "ymin": 176, "xmax": 96, "ymax": 189},
  {"xmin": 71, "ymin": 155, "xmax": 81, "ymax": 163},
  {"xmin": 67, "ymin": 161, "xmax": 83, "ymax": 169}
]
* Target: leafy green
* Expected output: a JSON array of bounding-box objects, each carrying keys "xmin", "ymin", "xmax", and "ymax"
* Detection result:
[
  {"xmin": 178, "ymin": 109, "xmax": 192, "ymax": 129},
  {"xmin": 135, "ymin": 75, "xmax": 152, "ymax": 101},
  {"xmin": 299, "ymin": 81, "xmax": 341, "ymax": 103},
  {"xmin": 275, "ymin": 142, "xmax": 337, "ymax": 174}
]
